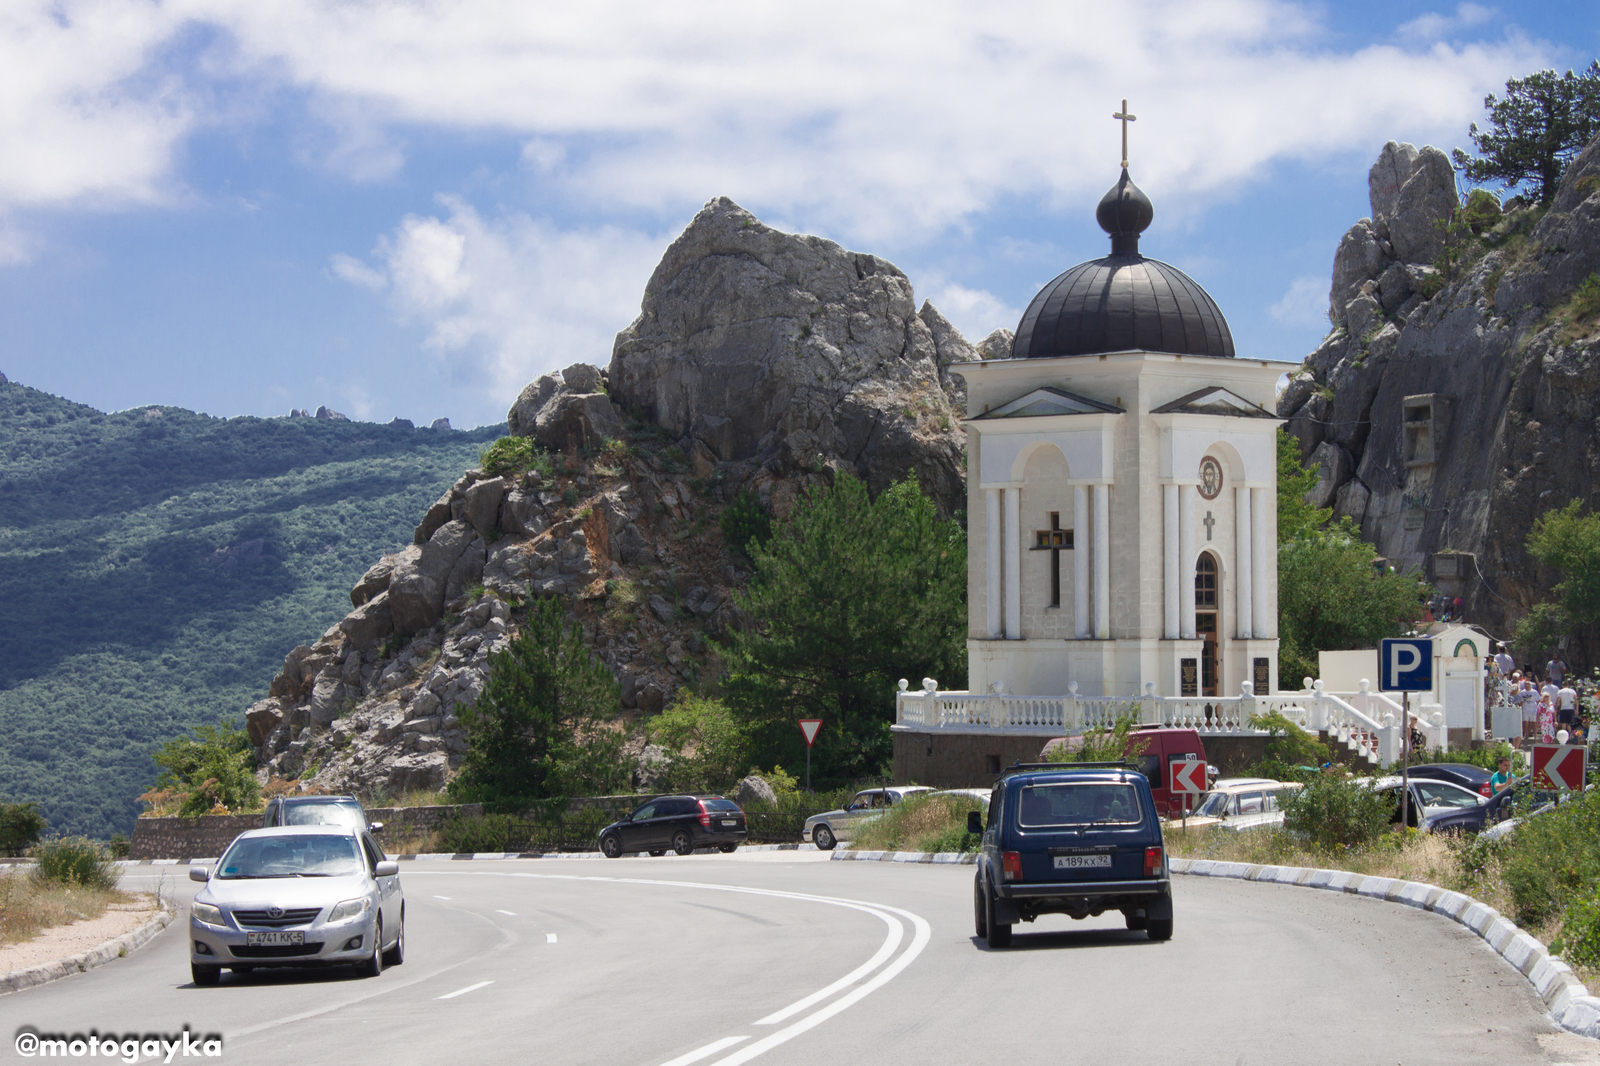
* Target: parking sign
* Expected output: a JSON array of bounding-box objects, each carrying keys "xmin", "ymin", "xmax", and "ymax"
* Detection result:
[{"xmin": 1379, "ymin": 638, "xmax": 1434, "ymax": 692}]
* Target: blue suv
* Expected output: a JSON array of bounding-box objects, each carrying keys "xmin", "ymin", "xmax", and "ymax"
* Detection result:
[{"xmin": 971, "ymin": 763, "xmax": 1172, "ymax": 947}]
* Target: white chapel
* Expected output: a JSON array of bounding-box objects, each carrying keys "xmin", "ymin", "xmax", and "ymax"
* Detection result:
[{"xmin": 959, "ymin": 159, "xmax": 1295, "ymax": 701}]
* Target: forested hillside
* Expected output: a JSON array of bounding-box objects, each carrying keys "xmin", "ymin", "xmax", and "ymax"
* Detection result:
[{"xmin": 0, "ymin": 378, "xmax": 502, "ymax": 837}]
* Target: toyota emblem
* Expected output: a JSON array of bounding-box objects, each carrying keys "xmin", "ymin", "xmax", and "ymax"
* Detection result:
[{"xmin": 268, "ymin": 906, "xmax": 283, "ymax": 919}]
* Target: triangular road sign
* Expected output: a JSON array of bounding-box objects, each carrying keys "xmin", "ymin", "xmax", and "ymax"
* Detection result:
[{"xmin": 798, "ymin": 719, "xmax": 823, "ymax": 747}]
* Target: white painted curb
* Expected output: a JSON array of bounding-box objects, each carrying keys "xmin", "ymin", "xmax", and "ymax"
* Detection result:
[
  {"xmin": 829, "ymin": 849, "xmax": 978, "ymax": 865},
  {"xmin": 0, "ymin": 901, "xmax": 177, "ymax": 997}
]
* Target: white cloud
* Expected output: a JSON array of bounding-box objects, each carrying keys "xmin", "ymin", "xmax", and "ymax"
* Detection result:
[
  {"xmin": 334, "ymin": 197, "xmax": 666, "ymax": 406},
  {"xmin": 924, "ymin": 280, "xmax": 1023, "ymax": 344},
  {"xmin": 1398, "ymin": 4, "xmax": 1496, "ymax": 41},
  {"xmin": 1267, "ymin": 274, "xmax": 1330, "ymax": 328}
]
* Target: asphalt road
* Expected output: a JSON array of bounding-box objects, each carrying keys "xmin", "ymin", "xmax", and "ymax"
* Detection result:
[{"xmin": 3, "ymin": 853, "xmax": 1595, "ymax": 1066}]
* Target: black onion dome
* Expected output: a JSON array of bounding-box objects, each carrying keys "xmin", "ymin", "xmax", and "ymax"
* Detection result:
[{"xmin": 1011, "ymin": 169, "xmax": 1235, "ymax": 360}]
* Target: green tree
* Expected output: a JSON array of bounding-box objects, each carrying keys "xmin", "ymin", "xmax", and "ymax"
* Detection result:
[
  {"xmin": 149, "ymin": 721, "xmax": 260, "ymax": 816},
  {"xmin": 1277, "ymin": 428, "xmax": 1329, "ymax": 545},
  {"xmin": 449, "ymin": 597, "xmax": 628, "ymax": 811},
  {"xmin": 646, "ymin": 694, "xmax": 752, "ymax": 792},
  {"xmin": 1452, "ymin": 62, "xmax": 1600, "ymax": 204},
  {"xmin": 1528, "ymin": 499, "xmax": 1600, "ymax": 625},
  {"xmin": 725, "ymin": 471, "xmax": 966, "ymax": 781},
  {"xmin": 1247, "ymin": 710, "xmax": 1330, "ymax": 780},
  {"xmin": 0, "ymin": 802, "xmax": 46, "ymax": 856},
  {"xmin": 1041, "ymin": 712, "xmax": 1150, "ymax": 764}
]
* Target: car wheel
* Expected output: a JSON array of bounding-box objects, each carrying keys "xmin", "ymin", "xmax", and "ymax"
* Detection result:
[
  {"xmin": 1124, "ymin": 910, "xmax": 1148, "ymax": 931},
  {"xmin": 718, "ymin": 844, "xmax": 738, "ymax": 853},
  {"xmin": 984, "ymin": 883, "xmax": 1011, "ymax": 948},
  {"xmin": 671, "ymin": 829, "xmax": 694, "ymax": 856},
  {"xmin": 600, "ymin": 834, "xmax": 623, "ymax": 859},
  {"xmin": 191, "ymin": 963, "xmax": 221, "ymax": 986},
  {"xmin": 1147, "ymin": 918, "xmax": 1173, "ymax": 941},
  {"xmin": 648, "ymin": 850, "xmax": 666, "ymax": 857},
  {"xmin": 813, "ymin": 825, "xmax": 836, "ymax": 851},
  {"xmin": 383, "ymin": 909, "xmax": 405, "ymax": 966},
  {"xmin": 357, "ymin": 921, "xmax": 384, "ymax": 978},
  {"xmin": 973, "ymin": 876, "xmax": 988, "ymax": 938}
]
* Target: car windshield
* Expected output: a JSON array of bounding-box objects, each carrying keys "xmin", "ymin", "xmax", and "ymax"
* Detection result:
[
  {"xmin": 1018, "ymin": 783, "xmax": 1142, "ymax": 826},
  {"xmin": 702, "ymin": 799, "xmax": 740, "ymax": 812},
  {"xmin": 282, "ymin": 803, "xmax": 365, "ymax": 828},
  {"xmin": 1191, "ymin": 791, "xmax": 1230, "ymax": 818},
  {"xmin": 1416, "ymin": 782, "xmax": 1481, "ymax": 809},
  {"xmin": 219, "ymin": 835, "xmax": 363, "ymax": 879}
]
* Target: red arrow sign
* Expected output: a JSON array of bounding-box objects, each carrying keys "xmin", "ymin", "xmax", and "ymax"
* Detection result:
[
  {"xmin": 1533, "ymin": 743, "xmax": 1588, "ymax": 791},
  {"xmin": 798, "ymin": 719, "xmax": 823, "ymax": 747},
  {"xmin": 1169, "ymin": 759, "xmax": 1207, "ymax": 794}
]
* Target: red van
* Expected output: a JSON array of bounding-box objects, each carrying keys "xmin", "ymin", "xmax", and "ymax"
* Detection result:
[{"xmin": 1126, "ymin": 727, "xmax": 1207, "ymax": 816}]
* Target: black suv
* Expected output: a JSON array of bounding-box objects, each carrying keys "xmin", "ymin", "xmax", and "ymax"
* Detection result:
[
  {"xmin": 262, "ymin": 795, "xmax": 380, "ymax": 834},
  {"xmin": 598, "ymin": 796, "xmax": 748, "ymax": 858},
  {"xmin": 971, "ymin": 763, "xmax": 1172, "ymax": 947}
]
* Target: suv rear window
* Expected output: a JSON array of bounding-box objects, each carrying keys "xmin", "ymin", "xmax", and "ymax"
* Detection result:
[
  {"xmin": 701, "ymin": 799, "xmax": 740, "ymax": 812},
  {"xmin": 1018, "ymin": 783, "xmax": 1142, "ymax": 826},
  {"xmin": 283, "ymin": 802, "xmax": 365, "ymax": 828}
]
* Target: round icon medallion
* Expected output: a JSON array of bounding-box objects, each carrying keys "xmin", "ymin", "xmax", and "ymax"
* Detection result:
[{"xmin": 1198, "ymin": 456, "xmax": 1223, "ymax": 500}]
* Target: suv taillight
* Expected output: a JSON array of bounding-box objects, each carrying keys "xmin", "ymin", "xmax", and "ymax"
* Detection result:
[
  {"xmin": 696, "ymin": 801, "xmax": 711, "ymax": 828},
  {"xmin": 1002, "ymin": 851, "xmax": 1023, "ymax": 881},
  {"xmin": 1144, "ymin": 846, "xmax": 1164, "ymax": 877}
]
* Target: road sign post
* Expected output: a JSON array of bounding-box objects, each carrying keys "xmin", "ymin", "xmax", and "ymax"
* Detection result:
[
  {"xmin": 798, "ymin": 719, "xmax": 823, "ymax": 792},
  {"xmin": 1380, "ymin": 638, "xmax": 1435, "ymax": 832},
  {"xmin": 1532, "ymin": 743, "xmax": 1588, "ymax": 792}
]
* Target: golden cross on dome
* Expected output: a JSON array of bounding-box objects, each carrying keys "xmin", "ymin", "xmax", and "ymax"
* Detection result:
[{"xmin": 1112, "ymin": 99, "xmax": 1137, "ymax": 169}]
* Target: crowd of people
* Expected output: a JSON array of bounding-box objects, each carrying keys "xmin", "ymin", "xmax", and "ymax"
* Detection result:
[{"xmin": 1485, "ymin": 644, "xmax": 1600, "ymax": 745}]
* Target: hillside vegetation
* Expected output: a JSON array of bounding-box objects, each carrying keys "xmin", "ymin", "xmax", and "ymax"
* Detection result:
[{"xmin": 0, "ymin": 379, "xmax": 500, "ymax": 837}]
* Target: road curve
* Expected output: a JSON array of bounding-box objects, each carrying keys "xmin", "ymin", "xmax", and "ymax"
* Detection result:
[{"xmin": 3, "ymin": 854, "xmax": 1594, "ymax": 1066}]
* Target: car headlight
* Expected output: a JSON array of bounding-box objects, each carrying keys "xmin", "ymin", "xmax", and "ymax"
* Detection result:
[
  {"xmin": 328, "ymin": 897, "xmax": 371, "ymax": 923},
  {"xmin": 191, "ymin": 901, "xmax": 224, "ymax": 926}
]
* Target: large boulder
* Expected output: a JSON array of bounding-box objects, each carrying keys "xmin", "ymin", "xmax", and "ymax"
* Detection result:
[
  {"xmin": 535, "ymin": 392, "xmax": 621, "ymax": 451},
  {"xmin": 352, "ymin": 549, "xmax": 411, "ymax": 607},
  {"xmin": 731, "ymin": 774, "xmax": 778, "ymax": 808},
  {"xmin": 1387, "ymin": 146, "xmax": 1458, "ymax": 264},
  {"xmin": 387, "ymin": 753, "xmax": 451, "ymax": 793},
  {"xmin": 245, "ymin": 699, "xmax": 285, "ymax": 747},
  {"xmin": 507, "ymin": 374, "xmax": 562, "ymax": 437},
  {"xmin": 339, "ymin": 590, "xmax": 395, "ymax": 648},
  {"xmin": 608, "ymin": 197, "xmax": 966, "ymax": 512},
  {"xmin": 389, "ymin": 520, "xmax": 479, "ymax": 635},
  {"xmin": 464, "ymin": 477, "xmax": 507, "ymax": 539}
]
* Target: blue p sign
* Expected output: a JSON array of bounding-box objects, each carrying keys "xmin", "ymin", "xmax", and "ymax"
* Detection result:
[{"xmin": 1380, "ymin": 638, "xmax": 1434, "ymax": 692}]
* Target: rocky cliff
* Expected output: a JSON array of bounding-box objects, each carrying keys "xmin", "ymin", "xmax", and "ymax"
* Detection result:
[
  {"xmin": 245, "ymin": 199, "xmax": 990, "ymax": 798},
  {"xmin": 1279, "ymin": 136, "xmax": 1600, "ymax": 649}
]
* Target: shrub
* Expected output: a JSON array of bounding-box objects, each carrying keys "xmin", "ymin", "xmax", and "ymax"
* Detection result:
[
  {"xmin": 1498, "ymin": 788, "xmax": 1600, "ymax": 927},
  {"xmin": 646, "ymin": 694, "xmax": 751, "ymax": 793},
  {"xmin": 32, "ymin": 837, "xmax": 120, "ymax": 890},
  {"xmin": 1042, "ymin": 710, "xmax": 1149, "ymax": 764},
  {"xmin": 720, "ymin": 488, "xmax": 772, "ymax": 557},
  {"xmin": 1554, "ymin": 894, "xmax": 1600, "ymax": 968},
  {"xmin": 1279, "ymin": 772, "xmax": 1394, "ymax": 851},
  {"xmin": 480, "ymin": 436, "xmax": 539, "ymax": 478},
  {"xmin": 148, "ymin": 720, "xmax": 260, "ymax": 817},
  {"xmin": 0, "ymin": 802, "xmax": 46, "ymax": 856},
  {"xmin": 850, "ymin": 793, "xmax": 983, "ymax": 854},
  {"xmin": 1247, "ymin": 710, "xmax": 1329, "ymax": 780}
]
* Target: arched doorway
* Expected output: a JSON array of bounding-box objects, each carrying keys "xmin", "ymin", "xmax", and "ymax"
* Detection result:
[{"xmin": 1195, "ymin": 553, "xmax": 1220, "ymax": 697}]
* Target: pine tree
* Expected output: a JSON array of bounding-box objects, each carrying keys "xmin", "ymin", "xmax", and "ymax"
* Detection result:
[{"xmin": 1453, "ymin": 62, "xmax": 1600, "ymax": 205}]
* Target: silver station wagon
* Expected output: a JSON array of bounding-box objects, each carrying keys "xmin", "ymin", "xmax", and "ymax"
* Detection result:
[{"xmin": 188, "ymin": 824, "xmax": 404, "ymax": 985}]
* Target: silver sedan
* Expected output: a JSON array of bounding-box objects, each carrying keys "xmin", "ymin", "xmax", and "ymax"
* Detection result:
[
  {"xmin": 802, "ymin": 786, "xmax": 933, "ymax": 850},
  {"xmin": 188, "ymin": 824, "xmax": 404, "ymax": 985}
]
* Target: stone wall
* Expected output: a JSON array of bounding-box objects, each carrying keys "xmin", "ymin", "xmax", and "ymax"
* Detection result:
[
  {"xmin": 891, "ymin": 731, "xmax": 1272, "ymax": 788},
  {"xmin": 128, "ymin": 804, "xmax": 483, "ymax": 861}
]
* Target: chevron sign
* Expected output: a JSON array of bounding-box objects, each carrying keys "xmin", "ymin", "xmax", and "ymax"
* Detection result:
[
  {"xmin": 1532, "ymin": 743, "xmax": 1588, "ymax": 792},
  {"xmin": 1169, "ymin": 759, "xmax": 1207, "ymax": 794}
]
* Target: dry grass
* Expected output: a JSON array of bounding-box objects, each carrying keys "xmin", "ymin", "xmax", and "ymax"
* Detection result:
[
  {"xmin": 851, "ymin": 794, "xmax": 980, "ymax": 854},
  {"xmin": 0, "ymin": 869, "xmax": 134, "ymax": 948}
]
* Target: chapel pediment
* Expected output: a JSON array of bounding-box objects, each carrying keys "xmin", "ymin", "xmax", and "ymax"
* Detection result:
[
  {"xmin": 1150, "ymin": 386, "xmax": 1273, "ymax": 418},
  {"xmin": 976, "ymin": 387, "xmax": 1124, "ymax": 419}
]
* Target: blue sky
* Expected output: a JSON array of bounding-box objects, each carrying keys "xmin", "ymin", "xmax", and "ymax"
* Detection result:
[{"xmin": 0, "ymin": 0, "xmax": 1596, "ymax": 429}]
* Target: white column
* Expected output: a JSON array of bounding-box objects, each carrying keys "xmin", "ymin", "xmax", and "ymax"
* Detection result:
[
  {"xmin": 1093, "ymin": 483, "xmax": 1110, "ymax": 640},
  {"xmin": 1163, "ymin": 484, "xmax": 1179, "ymax": 639},
  {"xmin": 1235, "ymin": 485, "xmax": 1253, "ymax": 639},
  {"xmin": 1252, "ymin": 487, "xmax": 1273, "ymax": 639},
  {"xmin": 1004, "ymin": 487, "xmax": 1022, "ymax": 640},
  {"xmin": 1179, "ymin": 485, "xmax": 1196, "ymax": 640},
  {"xmin": 985, "ymin": 488, "xmax": 1001, "ymax": 639},
  {"xmin": 1073, "ymin": 484, "xmax": 1090, "ymax": 639}
]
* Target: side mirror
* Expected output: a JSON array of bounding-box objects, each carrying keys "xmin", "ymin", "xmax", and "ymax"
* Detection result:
[
  {"xmin": 369, "ymin": 822, "xmax": 385, "ymax": 834},
  {"xmin": 374, "ymin": 861, "xmax": 400, "ymax": 877},
  {"xmin": 189, "ymin": 866, "xmax": 210, "ymax": 882},
  {"xmin": 967, "ymin": 811, "xmax": 983, "ymax": 835}
]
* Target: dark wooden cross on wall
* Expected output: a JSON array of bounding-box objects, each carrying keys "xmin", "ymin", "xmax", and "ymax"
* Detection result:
[
  {"xmin": 1034, "ymin": 513, "xmax": 1074, "ymax": 607},
  {"xmin": 1113, "ymin": 99, "xmax": 1137, "ymax": 169},
  {"xmin": 1202, "ymin": 510, "xmax": 1215, "ymax": 541}
]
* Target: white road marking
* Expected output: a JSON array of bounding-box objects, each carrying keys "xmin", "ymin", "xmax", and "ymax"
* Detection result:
[
  {"xmin": 753, "ymin": 907, "xmax": 900, "ymax": 1025},
  {"xmin": 546, "ymin": 932, "xmax": 558, "ymax": 943},
  {"xmin": 433, "ymin": 895, "xmax": 451, "ymax": 900},
  {"xmin": 496, "ymin": 909, "xmax": 516, "ymax": 916},
  {"xmin": 660, "ymin": 1036, "xmax": 748, "ymax": 1066},
  {"xmin": 436, "ymin": 980, "xmax": 494, "ymax": 1000}
]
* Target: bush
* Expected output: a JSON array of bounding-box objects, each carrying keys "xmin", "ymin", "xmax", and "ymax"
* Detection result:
[
  {"xmin": 32, "ymin": 837, "xmax": 120, "ymax": 890},
  {"xmin": 850, "ymin": 793, "xmax": 984, "ymax": 854},
  {"xmin": 646, "ymin": 694, "xmax": 751, "ymax": 793},
  {"xmin": 1042, "ymin": 711, "xmax": 1149, "ymax": 764},
  {"xmin": 1554, "ymin": 894, "xmax": 1600, "ymax": 969},
  {"xmin": 1279, "ymin": 773, "xmax": 1394, "ymax": 851},
  {"xmin": 480, "ymin": 436, "xmax": 542, "ymax": 478},
  {"xmin": 148, "ymin": 721, "xmax": 260, "ymax": 817},
  {"xmin": 1247, "ymin": 711, "xmax": 1329, "ymax": 780},
  {"xmin": 0, "ymin": 802, "xmax": 46, "ymax": 856},
  {"xmin": 1498, "ymin": 788, "xmax": 1600, "ymax": 927},
  {"xmin": 720, "ymin": 488, "xmax": 772, "ymax": 557}
]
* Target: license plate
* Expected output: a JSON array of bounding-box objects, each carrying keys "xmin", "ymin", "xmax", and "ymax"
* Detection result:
[
  {"xmin": 246, "ymin": 931, "xmax": 304, "ymax": 946},
  {"xmin": 721, "ymin": 820, "xmax": 737, "ymax": 826},
  {"xmin": 1053, "ymin": 854, "xmax": 1112, "ymax": 869}
]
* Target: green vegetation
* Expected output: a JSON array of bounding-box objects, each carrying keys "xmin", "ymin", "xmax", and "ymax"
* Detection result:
[
  {"xmin": 850, "ymin": 792, "xmax": 985, "ymax": 854},
  {"xmin": 1247, "ymin": 710, "xmax": 1331, "ymax": 780},
  {"xmin": 449, "ymin": 596, "xmax": 629, "ymax": 812},
  {"xmin": 32, "ymin": 836, "xmax": 120, "ymax": 890},
  {"xmin": 1497, "ymin": 789, "xmax": 1600, "ymax": 929},
  {"xmin": 1042, "ymin": 711, "xmax": 1149, "ymax": 764},
  {"xmin": 480, "ymin": 435, "xmax": 552, "ymax": 480},
  {"xmin": 1275, "ymin": 428, "xmax": 1329, "ymax": 545},
  {"xmin": 0, "ymin": 378, "xmax": 501, "ymax": 837},
  {"xmin": 718, "ymin": 487, "xmax": 772, "ymax": 557},
  {"xmin": 1278, "ymin": 773, "xmax": 1395, "ymax": 851},
  {"xmin": 147, "ymin": 720, "xmax": 260, "ymax": 816},
  {"xmin": 725, "ymin": 471, "xmax": 966, "ymax": 781},
  {"xmin": 1515, "ymin": 499, "xmax": 1600, "ymax": 657},
  {"xmin": 0, "ymin": 802, "xmax": 46, "ymax": 856},
  {"xmin": 644, "ymin": 694, "xmax": 752, "ymax": 794},
  {"xmin": 1453, "ymin": 62, "xmax": 1600, "ymax": 204}
]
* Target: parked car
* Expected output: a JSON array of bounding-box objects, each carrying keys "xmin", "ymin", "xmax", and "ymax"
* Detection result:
[
  {"xmin": 1180, "ymin": 780, "xmax": 1301, "ymax": 831},
  {"xmin": 1043, "ymin": 728, "xmax": 1206, "ymax": 818},
  {"xmin": 262, "ymin": 795, "xmax": 381, "ymax": 833},
  {"xmin": 802, "ymin": 786, "xmax": 934, "ymax": 851},
  {"xmin": 972, "ymin": 762, "xmax": 1171, "ymax": 948},
  {"xmin": 1448, "ymin": 777, "xmax": 1569, "ymax": 837},
  {"xmin": 1405, "ymin": 764, "xmax": 1494, "ymax": 798},
  {"xmin": 1354, "ymin": 776, "xmax": 1486, "ymax": 830},
  {"xmin": 598, "ymin": 795, "xmax": 748, "ymax": 858},
  {"xmin": 188, "ymin": 824, "xmax": 404, "ymax": 985}
]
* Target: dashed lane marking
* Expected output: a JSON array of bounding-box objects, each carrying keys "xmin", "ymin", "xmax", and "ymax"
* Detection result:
[
  {"xmin": 546, "ymin": 933, "xmax": 557, "ymax": 944},
  {"xmin": 495, "ymin": 909, "xmax": 516, "ymax": 916},
  {"xmin": 437, "ymin": 980, "xmax": 494, "ymax": 1000}
]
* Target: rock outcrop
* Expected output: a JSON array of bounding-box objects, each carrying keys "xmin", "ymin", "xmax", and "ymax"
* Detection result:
[
  {"xmin": 608, "ymin": 197, "xmax": 967, "ymax": 513},
  {"xmin": 1279, "ymin": 135, "xmax": 1600, "ymax": 648}
]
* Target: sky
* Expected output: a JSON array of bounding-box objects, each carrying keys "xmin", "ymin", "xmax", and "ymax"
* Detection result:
[{"xmin": 0, "ymin": 1, "xmax": 1596, "ymax": 430}]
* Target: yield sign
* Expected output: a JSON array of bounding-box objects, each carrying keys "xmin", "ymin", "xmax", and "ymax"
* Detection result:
[
  {"xmin": 1532, "ymin": 743, "xmax": 1588, "ymax": 791},
  {"xmin": 1169, "ymin": 759, "xmax": 1207, "ymax": 794},
  {"xmin": 798, "ymin": 719, "xmax": 823, "ymax": 747}
]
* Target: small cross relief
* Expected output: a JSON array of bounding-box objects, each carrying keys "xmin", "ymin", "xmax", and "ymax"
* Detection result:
[{"xmin": 1202, "ymin": 510, "xmax": 1215, "ymax": 541}]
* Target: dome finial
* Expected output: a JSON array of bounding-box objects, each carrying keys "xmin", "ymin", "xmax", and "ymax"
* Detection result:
[
  {"xmin": 1112, "ymin": 99, "xmax": 1136, "ymax": 169},
  {"xmin": 1096, "ymin": 168, "xmax": 1153, "ymax": 256}
]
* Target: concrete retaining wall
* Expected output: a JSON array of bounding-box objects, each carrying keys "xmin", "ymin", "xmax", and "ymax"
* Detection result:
[
  {"xmin": 128, "ymin": 804, "xmax": 483, "ymax": 860},
  {"xmin": 891, "ymin": 731, "xmax": 1272, "ymax": 787}
]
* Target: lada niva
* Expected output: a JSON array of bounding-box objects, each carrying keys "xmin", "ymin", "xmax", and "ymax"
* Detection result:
[{"xmin": 971, "ymin": 762, "xmax": 1172, "ymax": 948}]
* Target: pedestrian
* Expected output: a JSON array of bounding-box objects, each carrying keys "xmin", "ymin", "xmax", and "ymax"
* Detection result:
[
  {"xmin": 1548, "ymin": 655, "xmax": 1568, "ymax": 687},
  {"xmin": 1558, "ymin": 679, "xmax": 1579, "ymax": 731},
  {"xmin": 1494, "ymin": 643, "xmax": 1515, "ymax": 677},
  {"xmin": 1490, "ymin": 756, "xmax": 1514, "ymax": 795},
  {"xmin": 1518, "ymin": 678, "xmax": 1539, "ymax": 739},
  {"xmin": 1538, "ymin": 694, "xmax": 1557, "ymax": 743}
]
